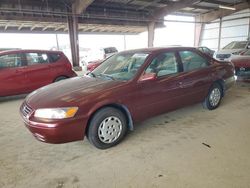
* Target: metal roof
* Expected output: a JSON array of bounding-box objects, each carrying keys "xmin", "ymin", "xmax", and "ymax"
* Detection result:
[{"xmin": 0, "ymin": 0, "xmax": 248, "ymax": 34}]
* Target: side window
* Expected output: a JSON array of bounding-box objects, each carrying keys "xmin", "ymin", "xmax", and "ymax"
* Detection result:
[
  {"xmin": 26, "ymin": 53, "xmax": 49, "ymax": 65},
  {"xmin": 0, "ymin": 53, "xmax": 22, "ymax": 68},
  {"xmin": 145, "ymin": 52, "xmax": 178, "ymax": 77},
  {"xmin": 179, "ymin": 50, "xmax": 209, "ymax": 72},
  {"xmin": 49, "ymin": 53, "xmax": 61, "ymax": 63}
]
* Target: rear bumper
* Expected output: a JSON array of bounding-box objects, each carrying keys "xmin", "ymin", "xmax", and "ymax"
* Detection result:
[{"xmin": 21, "ymin": 114, "xmax": 88, "ymax": 144}]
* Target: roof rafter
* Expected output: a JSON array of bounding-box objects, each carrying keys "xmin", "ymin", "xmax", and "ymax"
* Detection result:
[
  {"xmin": 153, "ymin": 0, "xmax": 201, "ymax": 19},
  {"xmin": 73, "ymin": 0, "xmax": 94, "ymax": 14},
  {"xmin": 197, "ymin": 1, "xmax": 250, "ymax": 22}
]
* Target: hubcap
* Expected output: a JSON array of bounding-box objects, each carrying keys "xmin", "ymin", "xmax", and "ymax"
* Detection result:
[
  {"xmin": 209, "ymin": 88, "xmax": 221, "ymax": 107},
  {"xmin": 98, "ymin": 116, "xmax": 122, "ymax": 144}
]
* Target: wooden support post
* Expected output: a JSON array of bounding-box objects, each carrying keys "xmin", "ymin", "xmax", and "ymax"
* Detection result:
[
  {"xmin": 148, "ymin": 22, "xmax": 155, "ymax": 47},
  {"xmin": 68, "ymin": 12, "xmax": 80, "ymax": 69},
  {"xmin": 194, "ymin": 17, "xmax": 204, "ymax": 47},
  {"xmin": 218, "ymin": 17, "xmax": 222, "ymax": 50}
]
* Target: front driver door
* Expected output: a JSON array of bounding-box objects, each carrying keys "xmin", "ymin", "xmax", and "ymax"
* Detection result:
[{"xmin": 133, "ymin": 51, "xmax": 184, "ymax": 121}]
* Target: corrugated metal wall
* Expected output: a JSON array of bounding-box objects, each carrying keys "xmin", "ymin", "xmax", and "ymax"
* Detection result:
[{"xmin": 200, "ymin": 9, "xmax": 250, "ymax": 51}]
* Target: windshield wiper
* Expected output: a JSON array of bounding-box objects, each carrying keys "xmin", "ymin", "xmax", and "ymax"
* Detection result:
[
  {"xmin": 98, "ymin": 73, "xmax": 115, "ymax": 80},
  {"xmin": 87, "ymin": 72, "xmax": 96, "ymax": 78}
]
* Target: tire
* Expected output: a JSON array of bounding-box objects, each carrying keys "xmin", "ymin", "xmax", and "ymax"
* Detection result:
[
  {"xmin": 54, "ymin": 76, "xmax": 67, "ymax": 82},
  {"xmin": 203, "ymin": 83, "xmax": 223, "ymax": 110},
  {"xmin": 87, "ymin": 107, "xmax": 128, "ymax": 149}
]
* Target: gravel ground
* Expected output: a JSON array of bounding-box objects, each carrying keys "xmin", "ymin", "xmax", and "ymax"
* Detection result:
[{"xmin": 0, "ymin": 82, "xmax": 250, "ymax": 188}]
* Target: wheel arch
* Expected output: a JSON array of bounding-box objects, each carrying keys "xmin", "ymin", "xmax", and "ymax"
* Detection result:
[
  {"xmin": 214, "ymin": 79, "xmax": 225, "ymax": 97},
  {"xmin": 85, "ymin": 103, "xmax": 134, "ymax": 134},
  {"xmin": 53, "ymin": 75, "xmax": 69, "ymax": 82}
]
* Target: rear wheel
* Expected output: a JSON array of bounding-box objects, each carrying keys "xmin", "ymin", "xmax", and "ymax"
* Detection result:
[
  {"xmin": 203, "ymin": 83, "xmax": 222, "ymax": 110},
  {"xmin": 87, "ymin": 107, "xmax": 127, "ymax": 149},
  {"xmin": 54, "ymin": 76, "xmax": 67, "ymax": 82}
]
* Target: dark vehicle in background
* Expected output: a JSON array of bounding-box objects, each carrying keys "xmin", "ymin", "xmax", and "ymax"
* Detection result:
[
  {"xmin": 0, "ymin": 50, "xmax": 77, "ymax": 97},
  {"xmin": 197, "ymin": 46, "xmax": 215, "ymax": 57},
  {"xmin": 231, "ymin": 49, "xmax": 250, "ymax": 80},
  {"xmin": 20, "ymin": 47, "xmax": 235, "ymax": 149},
  {"xmin": 214, "ymin": 40, "xmax": 250, "ymax": 61},
  {"xmin": 101, "ymin": 47, "xmax": 118, "ymax": 59}
]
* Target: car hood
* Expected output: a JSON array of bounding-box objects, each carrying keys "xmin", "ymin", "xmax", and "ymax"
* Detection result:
[
  {"xmin": 231, "ymin": 56, "xmax": 250, "ymax": 67},
  {"xmin": 216, "ymin": 49, "xmax": 243, "ymax": 54},
  {"xmin": 26, "ymin": 76, "xmax": 125, "ymax": 109}
]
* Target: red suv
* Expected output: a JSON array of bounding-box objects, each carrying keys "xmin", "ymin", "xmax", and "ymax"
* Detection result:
[{"xmin": 0, "ymin": 50, "xmax": 77, "ymax": 97}]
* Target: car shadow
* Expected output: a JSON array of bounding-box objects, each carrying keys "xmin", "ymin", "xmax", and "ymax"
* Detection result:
[{"xmin": 0, "ymin": 94, "xmax": 27, "ymax": 103}]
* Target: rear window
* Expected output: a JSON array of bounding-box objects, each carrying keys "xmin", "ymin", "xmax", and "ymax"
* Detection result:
[
  {"xmin": 26, "ymin": 53, "xmax": 49, "ymax": 65},
  {"xmin": 49, "ymin": 53, "xmax": 61, "ymax": 63},
  {"xmin": 0, "ymin": 53, "xmax": 22, "ymax": 68}
]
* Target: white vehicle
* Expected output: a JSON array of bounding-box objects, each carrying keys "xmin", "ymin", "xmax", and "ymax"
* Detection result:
[{"xmin": 214, "ymin": 40, "xmax": 250, "ymax": 61}]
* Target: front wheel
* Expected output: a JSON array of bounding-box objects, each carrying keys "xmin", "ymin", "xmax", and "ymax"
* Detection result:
[
  {"xmin": 87, "ymin": 107, "xmax": 127, "ymax": 149},
  {"xmin": 203, "ymin": 83, "xmax": 222, "ymax": 110}
]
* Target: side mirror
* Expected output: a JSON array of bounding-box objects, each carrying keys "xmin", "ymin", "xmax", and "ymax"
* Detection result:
[{"xmin": 139, "ymin": 72, "xmax": 157, "ymax": 82}]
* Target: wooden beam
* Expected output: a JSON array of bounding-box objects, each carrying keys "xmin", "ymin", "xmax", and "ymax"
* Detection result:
[
  {"xmin": 42, "ymin": 25, "xmax": 50, "ymax": 31},
  {"xmin": 202, "ymin": 0, "xmax": 233, "ymax": 6},
  {"xmin": 55, "ymin": 25, "xmax": 65, "ymax": 31},
  {"xmin": 198, "ymin": 2, "xmax": 250, "ymax": 23},
  {"xmin": 18, "ymin": 23, "xmax": 24, "ymax": 30},
  {"xmin": 4, "ymin": 23, "xmax": 9, "ymax": 30},
  {"xmin": 153, "ymin": 0, "xmax": 201, "ymax": 19},
  {"xmin": 31, "ymin": 24, "xmax": 37, "ymax": 31},
  {"xmin": 137, "ymin": 0, "xmax": 161, "ymax": 10},
  {"xmin": 72, "ymin": 0, "xmax": 94, "ymax": 15}
]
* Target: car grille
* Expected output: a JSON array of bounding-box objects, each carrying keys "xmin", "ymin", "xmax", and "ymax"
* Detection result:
[
  {"xmin": 216, "ymin": 54, "xmax": 231, "ymax": 59},
  {"xmin": 21, "ymin": 103, "xmax": 33, "ymax": 118}
]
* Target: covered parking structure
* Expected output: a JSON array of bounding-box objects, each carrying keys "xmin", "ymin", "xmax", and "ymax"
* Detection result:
[
  {"xmin": 1, "ymin": 1, "xmax": 250, "ymax": 188},
  {"xmin": 0, "ymin": 0, "xmax": 249, "ymax": 68}
]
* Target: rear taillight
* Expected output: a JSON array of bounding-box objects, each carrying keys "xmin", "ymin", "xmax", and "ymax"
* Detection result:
[{"xmin": 66, "ymin": 62, "xmax": 72, "ymax": 69}]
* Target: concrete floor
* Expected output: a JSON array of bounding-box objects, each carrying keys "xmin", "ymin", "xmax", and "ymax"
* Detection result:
[{"xmin": 0, "ymin": 83, "xmax": 250, "ymax": 188}]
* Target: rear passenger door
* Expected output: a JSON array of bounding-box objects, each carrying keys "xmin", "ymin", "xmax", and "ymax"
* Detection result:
[
  {"xmin": 176, "ymin": 50, "xmax": 214, "ymax": 105},
  {"xmin": 47, "ymin": 52, "xmax": 65, "ymax": 77},
  {"xmin": 24, "ymin": 52, "xmax": 52, "ymax": 90}
]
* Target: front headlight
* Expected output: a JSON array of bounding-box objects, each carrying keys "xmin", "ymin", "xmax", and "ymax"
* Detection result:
[{"xmin": 34, "ymin": 107, "xmax": 78, "ymax": 119}]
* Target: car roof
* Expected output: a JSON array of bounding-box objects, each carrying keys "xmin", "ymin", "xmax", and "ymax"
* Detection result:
[
  {"xmin": 119, "ymin": 47, "xmax": 197, "ymax": 54},
  {"xmin": 0, "ymin": 49, "xmax": 63, "ymax": 55}
]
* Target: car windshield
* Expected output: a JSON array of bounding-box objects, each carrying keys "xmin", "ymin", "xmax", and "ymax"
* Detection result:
[
  {"xmin": 223, "ymin": 41, "xmax": 248, "ymax": 49},
  {"xmin": 92, "ymin": 52, "xmax": 149, "ymax": 81}
]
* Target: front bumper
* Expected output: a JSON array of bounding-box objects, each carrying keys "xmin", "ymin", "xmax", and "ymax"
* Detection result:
[{"xmin": 20, "ymin": 108, "xmax": 88, "ymax": 144}]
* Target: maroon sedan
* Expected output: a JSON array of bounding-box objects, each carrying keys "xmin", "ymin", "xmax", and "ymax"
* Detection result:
[
  {"xmin": 231, "ymin": 50, "xmax": 250, "ymax": 80},
  {"xmin": 20, "ymin": 47, "xmax": 235, "ymax": 149},
  {"xmin": 0, "ymin": 49, "xmax": 77, "ymax": 97}
]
